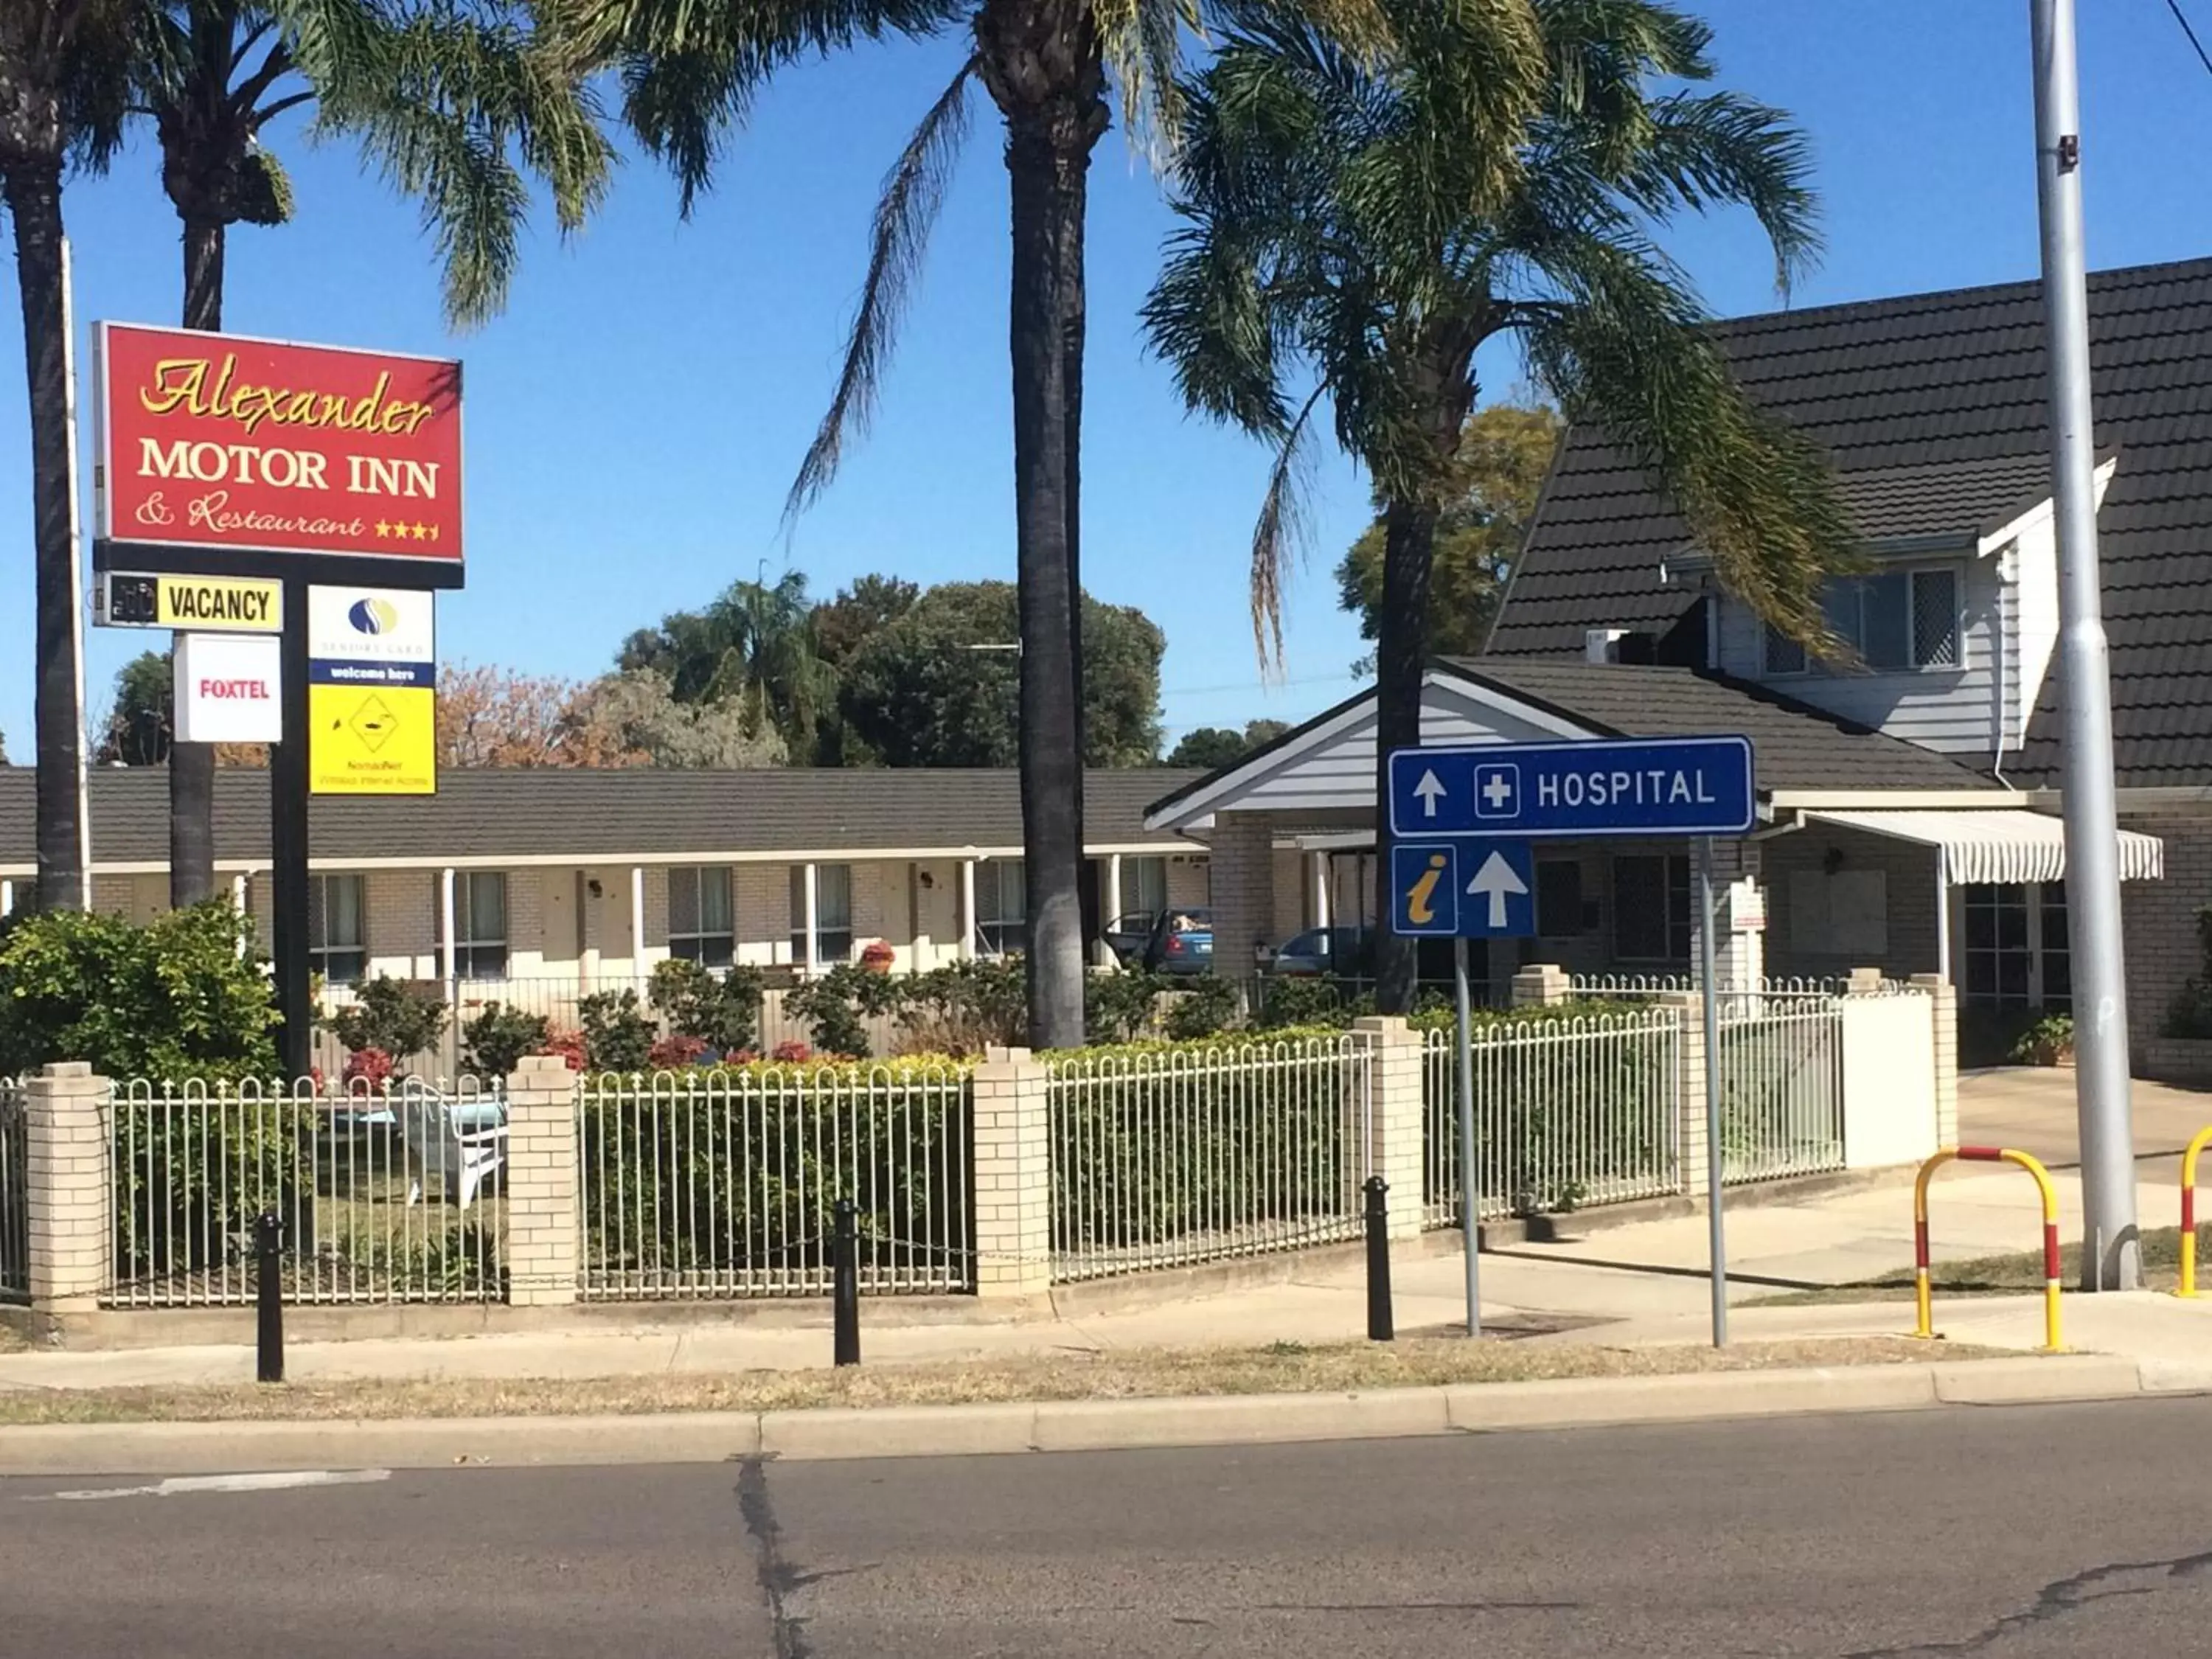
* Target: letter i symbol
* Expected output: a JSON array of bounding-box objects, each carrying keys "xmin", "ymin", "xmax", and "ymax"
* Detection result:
[{"xmin": 1408, "ymin": 852, "xmax": 1448, "ymax": 925}]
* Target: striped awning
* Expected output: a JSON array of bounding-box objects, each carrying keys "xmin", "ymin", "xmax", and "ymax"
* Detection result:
[{"xmin": 1804, "ymin": 809, "xmax": 2164, "ymax": 885}]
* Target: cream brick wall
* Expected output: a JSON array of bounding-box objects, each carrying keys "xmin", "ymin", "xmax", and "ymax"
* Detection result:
[
  {"xmin": 1350, "ymin": 1018, "xmax": 1425, "ymax": 1238},
  {"xmin": 1166, "ymin": 855, "xmax": 1210, "ymax": 911},
  {"xmin": 1207, "ymin": 813, "xmax": 1274, "ymax": 981},
  {"xmin": 1764, "ymin": 823, "xmax": 1941, "ymax": 984},
  {"xmin": 970, "ymin": 1049, "xmax": 1050, "ymax": 1297},
  {"xmin": 24, "ymin": 1062, "xmax": 111, "ymax": 1310},
  {"xmin": 501, "ymin": 1057, "xmax": 579, "ymax": 1306},
  {"xmin": 1661, "ymin": 993, "xmax": 1710, "ymax": 1202}
]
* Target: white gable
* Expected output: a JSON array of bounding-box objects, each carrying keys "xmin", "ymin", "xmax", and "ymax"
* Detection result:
[{"xmin": 1147, "ymin": 669, "xmax": 1593, "ymax": 830}]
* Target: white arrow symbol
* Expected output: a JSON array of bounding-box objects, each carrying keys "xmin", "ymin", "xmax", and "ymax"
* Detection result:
[
  {"xmin": 1413, "ymin": 769, "xmax": 1447, "ymax": 818},
  {"xmin": 1467, "ymin": 850, "xmax": 1528, "ymax": 928}
]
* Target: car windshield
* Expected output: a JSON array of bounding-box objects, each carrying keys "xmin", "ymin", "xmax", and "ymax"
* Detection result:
[{"xmin": 1166, "ymin": 908, "xmax": 1211, "ymax": 933}]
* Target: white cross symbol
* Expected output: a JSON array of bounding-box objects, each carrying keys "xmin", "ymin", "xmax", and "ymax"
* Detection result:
[{"xmin": 1482, "ymin": 772, "xmax": 1514, "ymax": 810}]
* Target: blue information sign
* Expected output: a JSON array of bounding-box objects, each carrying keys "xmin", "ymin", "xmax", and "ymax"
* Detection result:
[
  {"xmin": 1387, "ymin": 736, "xmax": 1755, "ymax": 840},
  {"xmin": 1390, "ymin": 840, "xmax": 1537, "ymax": 939}
]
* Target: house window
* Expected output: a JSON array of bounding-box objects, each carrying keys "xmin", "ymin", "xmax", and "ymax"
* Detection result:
[
  {"xmin": 1964, "ymin": 882, "xmax": 2070, "ymax": 1012},
  {"xmin": 1536, "ymin": 860, "xmax": 1585, "ymax": 938},
  {"xmin": 668, "ymin": 867, "xmax": 735, "ymax": 967},
  {"xmin": 309, "ymin": 874, "xmax": 366, "ymax": 983},
  {"xmin": 437, "ymin": 872, "xmax": 508, "ymax": 980},
  {"xmin": 1119, "ymin": 855, "xmax": 1168, "ymax": 924},
  {"xmin": 1612, "ymin": 855, "xmax": 1691, "ymax": 962},
  {"xmin": 788, "ymin": 864, "xmax": 854, "ymax": 964},
  {"xmin": 976, "ymin": 860, "xmax": 1026, "ymax": 956},
  {"xmin": 1764, "ymin": 568, "xmax": 1961, "ymax": 673}
]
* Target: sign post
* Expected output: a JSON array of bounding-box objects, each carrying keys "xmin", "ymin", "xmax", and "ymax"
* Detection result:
[
  {"xmin": 92, "ymin": 323, "xmax": 465, "ymax": 1079},
  {"xmin": 1388, "ymin": 735, "xmax": 1756, "ymax": 1348}
]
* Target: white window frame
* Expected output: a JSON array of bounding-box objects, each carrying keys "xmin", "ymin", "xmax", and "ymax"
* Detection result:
[
  {"xmin": 668, "ymin": 866, "xmax": 736, "ymax": 967},
  {"xmin": 1764, "ymin": 565, "xmax": 1964, "ymax": 676},
  {"xmin": 975, "ymin": 859, "xmax": 1026, "ymax": 956},
  {"xmin": 789, "ymin": 864, "xmax": 854, "ymax": 964},
  {"xmin": 309, "ymin": 873, "xmax": 367, "ymax": 983},
  {"xmin": 438, "ymin": 871, "xmax": 509, "ymax": 981}
]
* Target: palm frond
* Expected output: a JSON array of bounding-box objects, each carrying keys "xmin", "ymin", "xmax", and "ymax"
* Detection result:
[
  {"xmin": 785, "ymin": 55, "xmax": 977, "ymax": 520},
  {"xmin": 1249, "ymin": 382, "xmax": 1328, "ymax": 672},
  {"xmin": 1618, "ymin": 89, "xmax": 1818, "ymax": 294}
]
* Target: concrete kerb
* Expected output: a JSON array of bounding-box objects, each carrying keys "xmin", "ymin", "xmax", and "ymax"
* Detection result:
[{"xmin": 0, "ymin": 1354, "xmax": 2188, "ymax": 1477}]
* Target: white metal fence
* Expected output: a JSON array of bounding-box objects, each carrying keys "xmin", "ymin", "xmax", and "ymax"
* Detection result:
[
  {"xmin": 576, "ymin": 1065, "xmax": 973, "ymax": 1299},
  {"xmin": 1570, "ymin": 973, "xmax": 1848, "ymax": 1020},
  {"xmin": 105, "ymin": 1077, "xmax": 508, "ymax": 1309},
  {"xmin": 0, "ymin": 1078, "xmax": 25, "ymax": 1305},
  {"xmin": 1718, "ymin": 1004, "xmax": 1847, "ymax": 1183},
  {"xmin": 1047, "ymin": 1037, "xmax": 1371, "ymax": 1282},
  {"xmin": 1422, "ymin": 1013, "xmax": 1684, "ymax": 1225}
]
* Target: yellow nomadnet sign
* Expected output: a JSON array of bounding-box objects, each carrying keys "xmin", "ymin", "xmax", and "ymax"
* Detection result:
[{"xmin": 308, "ymin": 587, "xmax": 437, "ymax": 796}]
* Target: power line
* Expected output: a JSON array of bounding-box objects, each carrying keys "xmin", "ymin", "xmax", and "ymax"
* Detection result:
[{"xmin": 2168, "ymin": 0, "xmax": 2212, "ymax": 79}]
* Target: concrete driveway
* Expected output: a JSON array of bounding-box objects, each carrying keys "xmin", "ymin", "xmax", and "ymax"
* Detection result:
[{"xmin": 1960, "ymin": 1065, "xmax": 2211, "ymax": 1166}]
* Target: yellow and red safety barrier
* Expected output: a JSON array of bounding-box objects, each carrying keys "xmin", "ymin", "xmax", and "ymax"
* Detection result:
[
  {"xmin": 2180, "ymin": 1127, "xmax": 2212, "ymax": 1298},
  {"xmin": 1913, "ymin": 1145, "xmax": 2062, "ymax": 1352}
]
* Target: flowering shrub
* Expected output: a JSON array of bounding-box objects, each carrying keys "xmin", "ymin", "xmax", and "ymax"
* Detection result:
[
  {"xmin": 543, "ymin": 1029, "xmax": 589, "ymax": 1072},
  {"xmin": 649, "ymin": 1033, "xmax": 712, "ymax": 1071},
  {"xmin": 342, "ymin": 1046, "xmax": 395, "ymax": 1091},
  {"xmin": 771, "ymin": 1040, "xmax": 814, "ymax": 1063}
]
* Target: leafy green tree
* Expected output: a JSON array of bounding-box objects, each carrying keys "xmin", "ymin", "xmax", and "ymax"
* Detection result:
[
  {"xmin": 3, "ymin": 0, "xmax": 133, "ymax": 911},
  {"xmin": 580, "ymin": 0, "xmax": 1390, "ymax": 1049},
  {"xmin": 1337, "ymin": 405, "xmax": 1562, "ymax": 669},
  {"xmin": 135, "ymin": 0, "xmax": 614, "ymax": 907},
  {"xmin": 618, "ymin": 569, "xmax": 835, "ymax": 759},
  {"xmin": 837, "ymin": 582, "xmax": 1164, "ymax": 768},
  {"xmin": 1144, "ymin": 0, "xmax": 1854, "ymax": 1010},
  {"xmin": 1165, "ymin": 719, "xmax": 1290, "ymax": 771},
  {"xmin": 97, "ymin": 650, "xmax": 174, "ymax": 767}
]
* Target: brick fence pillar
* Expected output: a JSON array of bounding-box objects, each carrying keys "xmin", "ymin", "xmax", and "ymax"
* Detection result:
[
  {"xmin": 1512, "ymin": 964, "xmax": 1571, "ymax": 1008},
  {"xmin": 1350, "ymin": 1018, "xmax": 1426, "ymax": 1239},
  {"xmin": 502, "ymin": 1057, "xmax": 579, "ymax": 1307},
  {"xmin": 1207, "ymin": 811, "xmax": 1276, "ymax": 994},
  {"xmin": 1659, "ymin": 993, "xmax": 1711, "ymax": 1200},
  {"xmin": 1911, "ymin": 973, "xmax": 1960, "ymax": 1148},
  {"xmin": 972, "ymin": 1047, "xmax": 1051, "ymax": 1298},
  {"xmin": 26, "ymin": 1062, "xmax": 111, "ymax": 1312}
]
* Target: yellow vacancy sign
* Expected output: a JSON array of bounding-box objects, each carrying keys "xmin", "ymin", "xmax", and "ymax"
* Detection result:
[
  {"xmin": 157, "ymin": 576, "xmax": 282, "ymax": 631},
  {"xmin": 309, "ymin": 681, "xmax": 437, "ymax": 796}
]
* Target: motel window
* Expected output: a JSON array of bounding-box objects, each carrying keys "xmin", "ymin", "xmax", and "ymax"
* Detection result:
[
  {"xmin": 1612, "ymin": 855, "xmax": 1691, "ymax": 963},
  {"xmin": 1118, "ymin": 855, "xmax": 1168, "ymax": 925},
  {"xmin": 1765, "ymin": 568, "xmax": 1962, "ymax": 675},
  {"xmin": 976, "ymin": 860, "xmax": 1026, "ymax": 956},
  {"xmin": 435, "ymin": 872, "xmax": 509, "ymax": 980},
  {"xmin": 309, "ymin": 874, "xmax": 367, "ymax": 983},
  {"xmin": 1535, "ymin": 860, "xmax": 1585, "ymax": 939},
  {"xmin": 668, "ymin": 867, "xmax": 736, "ymax": 967},
  {"xmin": 788, "ymin": 864, "xmax": 854, "ymax": 964}
]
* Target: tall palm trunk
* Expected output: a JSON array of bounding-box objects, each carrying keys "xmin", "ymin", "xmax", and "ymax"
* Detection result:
[
  {"xmin": 6, "ymin": 157, "xmax": 85, "ymax": 913},
  {"xmin": 1370, "ymin": 496, "xmax": 1439, "ymax": 1012},
  {"xmin": 979, "ymin": 1, "xmax": 1105, "ymax": 1049},
  {"xmin": 168, "ymin": 215, "xmax": 224, "ymax": 907}
]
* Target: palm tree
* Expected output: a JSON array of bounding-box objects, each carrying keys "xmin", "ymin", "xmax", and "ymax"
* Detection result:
[
  {"xmin": 618, "ymin": 568, "xmax": 835, "ymax": 757},
  {"xmin": 577, "ymin": 0, "xmax": 1400, "ymax": 1048},
  {"xmin": 1144, "ymin": 0, "xmax": 1857, "ymax": 1012},
  {"xmin": 1, "ymin": 1, "xmax": 131, "ymax": 914},
  {"xmin": 132, "ymin": 0, "xmax": 614, "ymax": 905}
]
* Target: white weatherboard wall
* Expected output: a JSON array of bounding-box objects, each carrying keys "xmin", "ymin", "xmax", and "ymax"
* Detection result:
[{"xmin": 1840, "ymin": 993, "xmax": 1939, "ymax": 1170}]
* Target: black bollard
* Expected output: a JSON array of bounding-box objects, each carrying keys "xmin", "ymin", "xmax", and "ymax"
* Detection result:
[
  {"xmin": 254, "ymin": 1209, "xmax": 285, "ymax": 1384},
  {"xmin": 832, "ymin": 1197, "xmax": 860, "ymax": 1367},
  {"xmin": 1363, "ymin": 1175, "xmax": 1394, "ymax": 1342}
]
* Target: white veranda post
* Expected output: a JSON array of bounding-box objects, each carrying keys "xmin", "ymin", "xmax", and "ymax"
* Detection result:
[{"xmin": 803, "ymin": 862, "xmax": 821, "ymax": 977}]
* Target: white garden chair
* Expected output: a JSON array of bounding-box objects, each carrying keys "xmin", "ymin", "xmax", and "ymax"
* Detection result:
[{"xmin": 396, "ymin": 1086, "xmax": 507, "ymax": 1210}]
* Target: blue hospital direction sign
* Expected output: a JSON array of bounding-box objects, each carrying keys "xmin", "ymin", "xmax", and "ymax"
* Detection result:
[
  {"xmin": 1388, "ymin": 735, "xmax": 1755, "ymax": 840},
  {"xmin": 1391, "ymin": 841, "xmax": 1537, "ymax": 939}
]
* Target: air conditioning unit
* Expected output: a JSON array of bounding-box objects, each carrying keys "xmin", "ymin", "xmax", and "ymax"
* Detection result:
[{"xmin": 1585, "ymin": 627, "xmax": 1631, "ymax": 664}]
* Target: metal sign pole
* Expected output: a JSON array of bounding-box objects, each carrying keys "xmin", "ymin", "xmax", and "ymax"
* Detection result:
[
  {"xmin": 1697, "ymin": 836, "xmax": 1728, "ymax": 1347},
  {"xmin": 1453, "ymin": 936, "xmax": 1481, "ymax": 1338},
  {"xmin": 271, "ymin": 577, "xmax": 313, "ymax": 1082}
]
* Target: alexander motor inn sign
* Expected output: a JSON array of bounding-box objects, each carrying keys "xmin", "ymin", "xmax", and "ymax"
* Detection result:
[{"xmin": 94, "ymin": 322, "xmax": 464, "ymax": 578}]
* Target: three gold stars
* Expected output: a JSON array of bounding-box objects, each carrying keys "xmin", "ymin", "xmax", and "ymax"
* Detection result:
[{"xmin": 373, "ymin": 520, "xmax": 441, "ymax": 542}]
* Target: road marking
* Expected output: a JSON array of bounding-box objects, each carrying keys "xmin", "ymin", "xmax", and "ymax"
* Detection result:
[{"xmin": 32, "ymin": 1470, "xmax": 392, "ymax": 1502}]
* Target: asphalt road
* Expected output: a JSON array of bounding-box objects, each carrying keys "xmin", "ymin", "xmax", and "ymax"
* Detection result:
[{"xmin": 7, "ymin": 1399, "xmax": 2211, "ymax": 1657}]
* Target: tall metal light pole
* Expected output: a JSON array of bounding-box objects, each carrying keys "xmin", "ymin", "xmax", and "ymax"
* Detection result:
[{"xmin": 2030, "ymin": 0, "xmax": 2139, "ymax": 1290}]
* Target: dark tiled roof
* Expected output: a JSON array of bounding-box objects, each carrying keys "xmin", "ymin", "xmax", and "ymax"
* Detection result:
[
  {"xmin": 0, "ymin": 768, "xmax": 1201, "ymax": 869},
  {"xmin": 1830, "ymin": 453, "xmax": 2057, "ymax": 543},
  {"xmin": 1487, "ymin": 257, "xmax": 2212, "ymax": 787},
  {"xmin": 1441, "ymin": 660, "xmax": 2003, "ymax": 794}
]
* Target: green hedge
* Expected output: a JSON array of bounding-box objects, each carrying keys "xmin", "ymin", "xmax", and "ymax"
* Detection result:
[
  {"xmin": 577, "ymin": 1065, "xmax": 971, "ymax": 1288},
  {"xmin": 1046, "ymin": 1033, "xmax": 1357, "ymax": 1260}
]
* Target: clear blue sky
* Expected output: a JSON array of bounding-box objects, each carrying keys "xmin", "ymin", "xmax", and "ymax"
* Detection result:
[{"xmin": 2, "ymin": 1, "xmax": 2209, "ymax": 760}]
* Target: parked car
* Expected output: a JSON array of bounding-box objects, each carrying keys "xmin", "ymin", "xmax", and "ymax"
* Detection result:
[
  {"xmin": 1268, "ymin": 926, "xmax": 1376, "ymax": 978},
  {"xmin": 1143, "ymin": 907, "xmax": 1214, "ymax": 975},
  {"xmin": 1101, "ymin": 911, "xmax": 1157, "ymax": 966}
]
